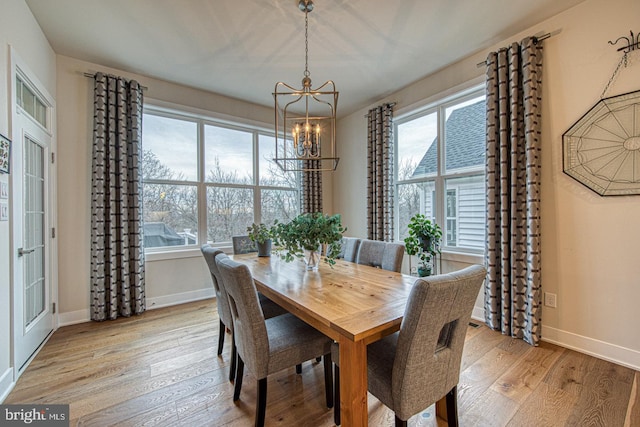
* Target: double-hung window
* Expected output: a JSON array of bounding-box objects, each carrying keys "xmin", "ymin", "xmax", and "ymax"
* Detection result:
[
  {"xmin": 142, "ymin": 105, "xmax": 299, "ymax": 251},
  {"xmin": 396, "ymin": 86, "xmax": 486, "ymax": 254}
]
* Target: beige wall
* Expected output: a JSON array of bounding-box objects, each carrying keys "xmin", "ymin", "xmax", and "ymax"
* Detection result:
[
  {"xmin": 0, "ymin": 0, "xmax": 57, "ymax": 400},
  {"xmin": 334, "ymin": 0, "xmax": 640, "ymax": 369}
]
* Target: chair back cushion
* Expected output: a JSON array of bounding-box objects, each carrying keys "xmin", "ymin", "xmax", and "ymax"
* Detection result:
[
  {"xmin": 200, "ymin": 245, "xmax": 233, "ymax": 328},
  {"xmin": 215, "ymin": 255, "xmax": 269, "ymax": 376},
  {"xmin": 357, "ymin": 239, "xmax": 404, "ymax": 272},
  {"xmin": 232, "ymin": 235, "xmax": 257, "ymax": 254},
  {"xmin": 392, "ymin": 264, "xmax": 486, "ymax": 420},
  {"xmin": 338, "ymin": 237, "xmax": 361, "ymax": 262}
]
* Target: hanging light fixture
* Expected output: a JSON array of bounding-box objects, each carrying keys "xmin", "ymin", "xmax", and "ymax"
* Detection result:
[{"xmin": 273, "ymin": 0, "xmax": 339, "ymax": 172}]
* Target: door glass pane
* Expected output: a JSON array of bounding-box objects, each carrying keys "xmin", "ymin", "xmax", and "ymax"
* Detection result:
[
  {"xmin": 205, "ymin": 125, "xmax": 253, "ymax": 184},
  {"xmin": 142, "ymin": 114, "xmax": 198, "ymax": 181},
  {"xmin": 206, "ymin": 186, "xmax": 253, "ymax": 243},
  {"xmin": 143, "ymin": 183, "xmax": 198, "ymax": 248},
  {"xmin": 24, "ymin": 137, "xmax": 45, "ymax": 326}
]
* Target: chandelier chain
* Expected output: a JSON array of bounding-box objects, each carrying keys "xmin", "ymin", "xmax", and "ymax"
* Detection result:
[{"xmin": 304, "ymin": 8, "xmax": 309, "ymax": 77}]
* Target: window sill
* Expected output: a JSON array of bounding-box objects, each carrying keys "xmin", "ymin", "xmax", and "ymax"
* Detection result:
[
  {"xmin": 440, "ymin": 250, "xmax": 484, "ymax": 265},
  {"xmin": 145, "ymin": 247, "xmax": 204, "ymax": 262}
]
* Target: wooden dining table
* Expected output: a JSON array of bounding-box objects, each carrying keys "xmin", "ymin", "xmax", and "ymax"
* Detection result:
[{"xmin": 231, "ymin": 253, "xmax": 417, "ymax": 427}]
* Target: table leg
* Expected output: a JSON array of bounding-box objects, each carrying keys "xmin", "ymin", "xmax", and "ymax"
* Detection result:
[{"xmin": 338, "ymin": 336, "xmax": 368, "ymax": 427}]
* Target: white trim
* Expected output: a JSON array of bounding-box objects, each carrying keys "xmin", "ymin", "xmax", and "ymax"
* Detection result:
[
  {"xmin": 146, "ymin": 288, "xmax": 214, "ymax": 310},
  {"xmin": 542, "ymin": 325, "xmax": 640, "ymax": 371},
  {"xmin": 394, "ymin": 75, "xmax": 485, "ymax": 120},
  {"xmin": 57, "ymin": 309, "xmax": 91, "ymax": 327},
  {"xmin": 471, "ymin": 306, "xmax": 485, "ymax": 323},
  {"xmin": 467, "ymin": 305, "xmax": 639, "ymax": 371},
  {"xmin": 57, "ymin": 289, "xmax": 216, "ymax": 327},
  {"xmin": 441, "ymin": 250, "xmax": 483, "ymax": 265},
  {"xmin": 0, "ymin": 367, "xmax": 15, "ymax": 403}
]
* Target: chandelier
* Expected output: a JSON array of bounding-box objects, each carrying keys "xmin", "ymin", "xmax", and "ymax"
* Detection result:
[{"xmin": 273, "ymin": 0, "xmax": 339, "ymax": 172}]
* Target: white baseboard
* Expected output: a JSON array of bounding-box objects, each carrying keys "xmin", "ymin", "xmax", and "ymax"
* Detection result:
[
  {"xmin": 467, "ymin": 305, "xmax": 639, "ymax": 370},
  {"xmin": 58, "ymin": 308, "xmax": 90, "ymax": 327},
  {"xmin": 146, "ymin": 288, "xmax": 214, "ymax": 310},
  {"xmin": 541, "ymin": 325, "xmax": 640, "ymax": 371},
  {"xmin": 0, "ymin": 367, "xmax": 15, "ymax": 403},
  {"xmin": 57, "ymin": 288, "xmax": 215, "ymax": 327},
  {"xmin": 471, "ymin": 305, "xmax": 485, "ymax": 323}
]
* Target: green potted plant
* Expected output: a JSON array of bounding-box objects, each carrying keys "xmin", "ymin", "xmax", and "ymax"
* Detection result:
[
  {"xmin": 403, "ymin": 213, "xmax": 442, "ymax": 277},
  {"xmin": 273, "ymin": 212, "xmax": 346, "ymax": 270},
  {"xmin": 247, "ymin": 222, "xmax": 275, "ymax": 257}
]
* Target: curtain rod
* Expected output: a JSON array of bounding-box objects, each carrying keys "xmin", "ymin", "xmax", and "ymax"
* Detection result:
[
  {"xmin": 475, "ymin": 33, "xmax": 552, "ymax": 68},
  {"xmin": 83, "ymin": 72, "xmax": 148, "ymax": 91},
  {"xmin": 364, "ymin": 102, "xmax": 397, "ymax": 118}
]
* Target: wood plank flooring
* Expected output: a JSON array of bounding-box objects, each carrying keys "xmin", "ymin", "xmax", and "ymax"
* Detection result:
[{"xmin": 5, "ymin": 300, "xmax": 639, "ymax": 426}]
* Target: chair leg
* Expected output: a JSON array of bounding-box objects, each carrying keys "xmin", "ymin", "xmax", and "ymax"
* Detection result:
[
  {"xmin": 333, "ymin": 364, "xmax": 340, "ymax": 426},
  {"xmin": 296, "ymin": 364, "xmax": 302, "ymax": 374},
  {"xmin": 395, "ymin": 415, "xmax": 407, "ymax": 427},
  {"xmin": 255, "ymin": 378, "xmax": 267, "ymax": 427},
  {"xmin": 445, "ymin": 386, "xmax": 459, "ymax": 427},
  {"xmin": 229, "ymin": 337, "xmax": 237, "ymax": 383},
  {"xmin": 323, "ymin": 353, "xmax": 333, "ymax": 408},
  {"xmin": 217, "ymin": 319, "xmax": 225, "ymax": 356},
  {"xmin": 233, "ymin": 356, "xmax": 244, "ymax": 401}
]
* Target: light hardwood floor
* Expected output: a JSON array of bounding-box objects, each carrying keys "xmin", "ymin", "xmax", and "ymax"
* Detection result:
[{"xmin": 5, "ymin": 300, "xmax": 640, "ymax": 426}]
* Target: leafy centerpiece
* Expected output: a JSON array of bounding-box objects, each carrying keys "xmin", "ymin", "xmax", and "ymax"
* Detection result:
[
  {"xmin": 403, "ymin": 213, "xmax": 442, "ymax": 277},
  {"xmin": 247, "ymin": 222, "xmax": 275, "ymax": 257},
  {"xmin": 273, "ymin": 212, "xmax": 346, "ymax": 270}
]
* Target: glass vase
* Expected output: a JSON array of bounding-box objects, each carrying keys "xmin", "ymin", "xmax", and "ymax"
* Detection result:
[{"xmin": 304, "ymin": 249, "xmax": 320, "ymax": 271}]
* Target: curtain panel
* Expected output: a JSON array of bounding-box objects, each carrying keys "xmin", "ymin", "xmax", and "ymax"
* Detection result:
[
  {"xmin": 366, "ymin": 104, "xmax": 394, "ymax": 241},
  {"xmin": 484, "ymin": 37, "xmax": 543, "ymax": 345},
  {"xmin": 90, "ymin": 72, "xmax": 146, "ymax": 321},
  {"xmin": 301, "ymin": 160, "xmax": 323, "ymax": 213}
]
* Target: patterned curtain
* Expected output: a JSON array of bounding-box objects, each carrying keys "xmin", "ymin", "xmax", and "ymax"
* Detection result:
[
  {"xmin": 301, "ymin": 160, "xmax": 322, "ymax": 213},
  {"xmin": 90, "ymin": 72, "xmax": 145, "ymax": 321},
  {"xmin": 366, "ymin": 104, "xmax": 394, "ymax": 241},
  {"xmin": 484, "ymin": 37, "xmax": 543, "ymax": 345}
]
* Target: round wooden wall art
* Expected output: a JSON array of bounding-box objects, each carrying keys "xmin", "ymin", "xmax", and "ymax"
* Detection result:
[{"xmin": 563, "ymin": 90, "xmax": 640, "ymax": 196}]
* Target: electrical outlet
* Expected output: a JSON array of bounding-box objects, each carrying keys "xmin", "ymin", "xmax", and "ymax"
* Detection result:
[{"xmin": 544, "ymin": 292, "xmax": 557, "ymax": 308}]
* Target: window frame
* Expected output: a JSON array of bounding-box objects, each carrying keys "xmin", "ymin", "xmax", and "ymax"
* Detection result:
[
  {"xmin": 394, "ymin": 82, "xmax": 486, "ymax": 256},
  {"xmin": 142, "ymin": 100, "xmax": 299, "ymax": 258}
]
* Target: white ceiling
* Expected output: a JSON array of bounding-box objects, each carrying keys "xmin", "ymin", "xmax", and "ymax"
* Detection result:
[{"xmin": 25, "ymin": 0, "xmax": 585, "ymax": 117}]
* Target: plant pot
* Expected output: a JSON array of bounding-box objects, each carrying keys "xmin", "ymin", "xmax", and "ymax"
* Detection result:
[
  {"xmin": 304, "ymin": 249, "xmax": 320, "ymax": 271},
  {"xmin": 257, "ymin": 240, "xmax": 272, "ymax": 257},
  {"xmin": 417, "ymin": 265, "xmax": 432, "ymax": 277},
  {"xmin": 418, "ymin": 236, "xmax": 433, "ymax": 252}
]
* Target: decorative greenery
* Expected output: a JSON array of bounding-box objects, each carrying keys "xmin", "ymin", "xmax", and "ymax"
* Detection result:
[
  {"xmin": 246, "ymin": 222, "xmax": 274, "ymax": 244},
  {"xmin": 403, "ymin": 214, "xmax": 442, "ymax": 276},
  {"xmin": 272, "ymin": 213, "xmax": 346, "ymax": 266}
]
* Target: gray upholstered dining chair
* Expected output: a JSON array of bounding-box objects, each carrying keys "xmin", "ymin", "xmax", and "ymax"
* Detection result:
[
  {"xmin": 356, "ymin": 239, "xmax": 405, "ymax": 272},
  {"xmin": 332, "ymin": 264, "xmax": 486, "ymax": 426},
  {"xmin": 201, "ymin": 245, "xmax": 288, "ymax": 382},
  {"xmin": 337, "ymin": 237, "xmax": 361, "ymax": 262},
  {"xmin": 215, "ymin": 255, "xmax": 334, "ymax": 427}
]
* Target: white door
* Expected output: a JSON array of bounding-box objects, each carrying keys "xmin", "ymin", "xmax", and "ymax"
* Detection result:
[{"xmin": 12, "ymin": 70, "xmax": 55, "ymax": 374}]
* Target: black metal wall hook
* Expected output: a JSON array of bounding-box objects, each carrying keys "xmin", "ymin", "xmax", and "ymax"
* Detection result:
[{"xmin": 608, "ymin": 30, "xmax": 640, "ymax": 53}]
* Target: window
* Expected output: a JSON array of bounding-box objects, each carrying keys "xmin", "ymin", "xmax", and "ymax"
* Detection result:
[
  {"xmin": 142, "ymin": 106, "xmax": 299, "ymax": 250},
  {"xmin": 396, "ymin": 87, "xmax": 486, "ymax": 253},
  {"xmin": 17, "ymin": 75, "xmax": 47, "ymax": 128}
]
